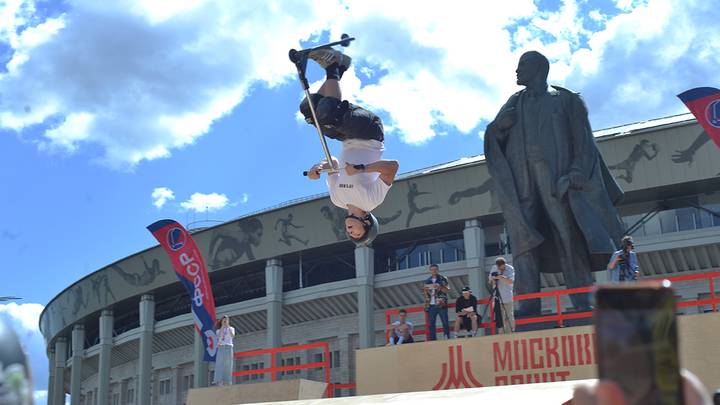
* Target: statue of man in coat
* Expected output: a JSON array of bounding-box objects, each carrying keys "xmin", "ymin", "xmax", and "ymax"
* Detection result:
[{"xmin": 484, "ymin": 51, "xmax": 626, "ymax": 315}]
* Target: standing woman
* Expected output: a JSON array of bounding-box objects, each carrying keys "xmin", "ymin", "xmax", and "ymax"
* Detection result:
[{"xmin": 213, "ymin": 315, "xmax": 235, "ymax": 386}]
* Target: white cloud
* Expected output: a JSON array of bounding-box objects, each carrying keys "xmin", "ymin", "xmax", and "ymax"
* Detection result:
[
  {"xmin": 151, "ymin": 187, "xmax": 175, "ymax": 209},
  {"xmin": 240, "ymin": 193, "xmax": 249, "ymax": 204},
  {"xmin": 0, "ymin": 303, "xmax": 48, "ymax": 393},
  {"xmin": 1, "ymin": 0, "xmax": 718, "ymax": 161},
  {"xmin": 34, "ymin": 390, "xmax": 48, "ymax": 405},
  {"xmin": 180, "ymin": 192, "xmax": 230, "ymax": 212},
  {"xmin": 0, "ymin": 0, "xmax": 343, "ymax": 169}
]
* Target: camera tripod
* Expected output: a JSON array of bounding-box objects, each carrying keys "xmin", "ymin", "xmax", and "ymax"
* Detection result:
[{"xmin": 479, "ymin": 277, "xmax": 515, "ymax": 333}]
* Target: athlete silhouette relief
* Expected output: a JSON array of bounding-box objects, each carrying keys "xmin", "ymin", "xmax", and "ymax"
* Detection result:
[
  {"xmin": 406, "ymin": 182, "xmax": 440, "ymax": 228},
  {"xmin": 71, "ymin": 285, "xmax": 88, "ymax": 316},
  {"xmin": 320, "ymin": 205, "xmax": 347, "ymax": 241},
  {"xmin": 90, "ymin": 272, "xmax": 116, "ymax": 306},
  {"xmin": 378, "ymin": 210, "xmax": 402, "ymax": 225},
  {"xmin": 607, "ymin": 139, "xmax": 659, "ymax": 183},
  {"xmin": 208, "ymin": 218, "xmax": 263, "ymax": 269},
  {"xmin": 275, "ymin": 213, "xmax": 309, "ymax": 247},
  {"xmin": 672, "ymin": 131, "xmax": 711, "ymax": 165},
  {"xmin": 112, "ymin": 257, "xmax": 166, "ymax": 287},
  {"xmin": 448, "ymin": 178, "xmax": 500, "ymax": 212}
]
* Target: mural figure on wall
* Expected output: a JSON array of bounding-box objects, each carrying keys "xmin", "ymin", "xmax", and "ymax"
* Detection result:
[
  {"xmin": 112, "ymin": 257, "xmax": 166, "ymax": 287},
  {"xmin": 378, "ymin": 210, "xmax": 402, "ymax": 225},
  {"xmin": 484, "ymin": 51, "xmax": 625, "ymax": 314},
  {"xmin": 208, "ymin": 218, "xmax": 264, "ymax": 269},
  {"xmin": 607, "ymin": 139, "xmax": 659, "ymax": 183},
  {"xmin": 90, "ymin": 272, "xmax": 117, "ymax": 306},
  {"xmin": 320, "ymin": 205, "xmax": 347, "ymax": 241},
  {"xmin": 275, "ymin": 213, "xmax": 309, "ymax": 247},
  {"xmin": 71, "ymin": 285, "xmax": 88, "ymax": 316},
  {"xmin": 448, "ymin": 178, "xmax": 500, "ymax": 212},
  {"xmin": 406, "ymin": 182, "xmax": 440, "ymax": 228},
  {"xmin": 50, "ymin": 302, "xmax": 67, "ymax": 333},
  {"xmin": 672, "ymin": 131, "xmax": 711, "ymax": 165}
]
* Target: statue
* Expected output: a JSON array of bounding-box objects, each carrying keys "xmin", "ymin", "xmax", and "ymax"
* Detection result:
[{"xmin": 484, "ymin": 51, "xmax": 625, "ymax": 314}]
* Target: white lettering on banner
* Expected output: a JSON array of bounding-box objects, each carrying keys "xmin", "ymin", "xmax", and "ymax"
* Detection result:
[{"xmin": 179, "ymin": 251, "xmax": 205, "ymax": 307}]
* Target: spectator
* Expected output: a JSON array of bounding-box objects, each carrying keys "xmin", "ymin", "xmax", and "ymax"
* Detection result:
[
  {"xmin": 423, "ymin": 264, "xmax": 451, "ymax": 340},
  {"xmin": 213, "ymin": 315, "xmax": 236, "ymax": 386},
  {"xmin": 454, "ymin": 287, "xmax": 478, "ymax": 338},
  {"xmin": 387, "ymin": 309, "xmax": 414, "ymax": 345},
  {"xmin": 489, "ymin": 257, "xmax": 515, "ymax": 334},
  {"xmin": 607, "ymin": 235, "xmax": 640, "ymax": 282}
]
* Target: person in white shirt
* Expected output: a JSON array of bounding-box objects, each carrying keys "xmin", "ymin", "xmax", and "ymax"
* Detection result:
[
  {"xmin": 387, "ymin": 309, "xmax": 415, "ymax": 345},
  {"xmin": 301, "ymin": 48, "xmax": 399, "ymax": 246},
  {"xmin": 213, "ymin": 315, "xmax": 236, "ymax": 386}
]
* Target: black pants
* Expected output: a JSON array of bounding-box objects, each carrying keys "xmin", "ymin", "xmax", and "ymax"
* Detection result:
[
  {"xmin": 300, "ymin": 94, "xmax": 384, "ymax": 142},
  {"xmin": 390, "ymin": 334, "xmax": 415, "ymax": 344}
]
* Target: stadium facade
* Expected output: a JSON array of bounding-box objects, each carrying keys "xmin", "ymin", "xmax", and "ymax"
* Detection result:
[{"xmin": 39, "ymin": 113, "xmax": 720, "ymax": 405}]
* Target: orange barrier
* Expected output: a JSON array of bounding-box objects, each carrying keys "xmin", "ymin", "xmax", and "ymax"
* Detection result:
[
  {"xmin": 232, "ymin": 342, "xmax": 355, "ymax": 398},
  {"xmin": 385, "ymin": 271, "xmax": 720, "ymax": 342}
]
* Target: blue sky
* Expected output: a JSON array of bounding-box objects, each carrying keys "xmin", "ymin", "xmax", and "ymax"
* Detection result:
[{"xmin": 1, "ymin": 0, "xmax": 718, "ymax": 402}]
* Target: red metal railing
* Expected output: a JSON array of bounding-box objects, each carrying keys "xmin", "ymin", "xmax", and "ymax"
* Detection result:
[
  {"xmin": 385, "ymin": 271, "xmax": 720, "ymax": 342},
  {"xmin": 232, "ymin": 341, "xmax": 355, "ymax": 398}
]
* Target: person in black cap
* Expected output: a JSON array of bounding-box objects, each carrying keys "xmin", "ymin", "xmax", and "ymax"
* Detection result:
[
  {"xmin": 453, "ymin": 286, "xmax": 479, "ymax": 338},
  {"xmin": 301, "ymin": 48, "xmax": 399, "ymax": 246}
]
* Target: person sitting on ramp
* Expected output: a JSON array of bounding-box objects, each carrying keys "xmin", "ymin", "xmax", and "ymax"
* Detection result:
[{"xmin": 302, "ymin": 48, "xmax": 399, "ymax": 246}]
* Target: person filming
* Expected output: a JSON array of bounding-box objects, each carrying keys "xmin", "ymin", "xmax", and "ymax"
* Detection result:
[
  {"xmin": 607, "ymin": 235, "xmax": 639, "ymax": 282},
  {"xmin": 488, "ymin": 257, "xmax": 515, "ymax": 334}
]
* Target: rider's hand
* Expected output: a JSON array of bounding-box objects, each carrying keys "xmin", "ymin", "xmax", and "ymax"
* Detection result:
[
  {"xmin": 345, "ymin": 163, "xmax": 362, "ymax": 176},
  {"xmin": 307, "ymin": 165, "xmax": 321, "ymax": 180}
]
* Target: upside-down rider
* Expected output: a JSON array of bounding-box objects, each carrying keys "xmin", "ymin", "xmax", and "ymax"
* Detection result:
[{"xmin": 302, "ymin": 48, "xmax": 399, "ymax": 246}]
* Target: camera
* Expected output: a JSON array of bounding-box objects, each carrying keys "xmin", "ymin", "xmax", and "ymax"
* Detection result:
[{"xmin": 491, "ymin": 271, "xmax": 498, "ymax": 277}]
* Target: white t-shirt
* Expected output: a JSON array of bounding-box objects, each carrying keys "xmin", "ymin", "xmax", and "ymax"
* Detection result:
[
  {"xmin": 326, "ymin": 139, "xmax": 391, "ymax": 212},
  {"xmin": 217, "ymin": 326, "xmax": 235, "ymax": 347},
  {"xmin": 429, "ymin": 276, "xmax": 438, "ymax": 305}
]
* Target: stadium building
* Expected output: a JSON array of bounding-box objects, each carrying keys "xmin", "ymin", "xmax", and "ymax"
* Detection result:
[{"xmin": 40, "ymin": 113, "xmax": 720, "ymax": 405}]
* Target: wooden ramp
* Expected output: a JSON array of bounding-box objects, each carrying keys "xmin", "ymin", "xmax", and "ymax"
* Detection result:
[
  {"xmin": 187, "ymin": 379, "xmax": 328, "ymax": 405},
  {"xmin": 251, "ymin": 379, "xmax": 592, "ymax": 405}
]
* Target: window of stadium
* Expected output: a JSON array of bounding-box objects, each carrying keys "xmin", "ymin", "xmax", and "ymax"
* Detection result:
[
  {"xmin": 374, "ymin": 234, "xmax": 465, "ymax": 274},
  {"xmin": 283, "ymin": 250, "xmax": 356, "ymax": 292}
]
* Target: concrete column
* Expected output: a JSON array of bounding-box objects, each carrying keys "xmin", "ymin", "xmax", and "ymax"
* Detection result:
[
  {"xmin": 265, "ymin": 259, "xmax": 283, "ymax": 379},
  {"xmin": 355, "ymin": 246, "xmax": 375, "ymax": 349},
  {"xmin": 173, "ymin": 367, "xmax": 183, "ymax": 404},
  {"xmin": 464, "ymin": 219, "xmax": 487, "ymax": 335},
  {"xmin": 70, "ymin": 324, "xmax": 85, "ymax": 405},
  {"xmin": 52, "ymin": 337, "xmax": 67, "ymax": 405},
  {"xmin": 193, "ymin": 331, "xmax": 209, "ymax": 388},
  {"xmin": 464, "ymin": 219, "xmax": 487, "ymax": 297},
  {"xmin": 97, "ymin": 309, "xmax": 113, "ymax": 405},
  {"xmin": 119, "ymin": 379, "xmax": 129, "ymax": 405},
  {"xmin": 47, "ymin": 349, "xmax": 56, "ymax": 405},
  {"xmin": 138, "ymin": 294, "xmax": 155, "ymax": 405},
  {"xmin": 338, "ymin": 335, "xmax": 351, "ymax": 384}
]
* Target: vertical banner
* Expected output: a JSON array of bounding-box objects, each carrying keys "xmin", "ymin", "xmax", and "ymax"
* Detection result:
[
  {"xmin": 677, "ymin": 87, "xmax": 720, "ymax": 149},
  {"xmin": 148, "ymin": 219, "xmax": 218, "ymax": 361}
]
